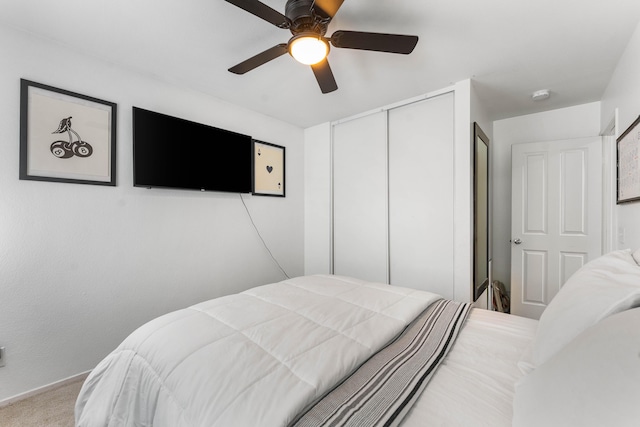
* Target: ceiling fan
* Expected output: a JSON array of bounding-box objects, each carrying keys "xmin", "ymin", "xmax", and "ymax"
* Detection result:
[{"xmin": 225, "ymin": 0, "xmax": 419, "ymax": 94}]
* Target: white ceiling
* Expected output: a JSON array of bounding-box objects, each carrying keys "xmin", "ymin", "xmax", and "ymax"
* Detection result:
[{"xmin": 3, "ymin": 0, "xmax": 640, "ymax": 128}]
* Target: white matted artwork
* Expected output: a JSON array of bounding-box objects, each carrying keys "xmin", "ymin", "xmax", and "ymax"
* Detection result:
[
  {"xmin": 253, "ymin": 140, "xmax": 285, "ymax": 197},
  {"xmin": 617, "ymin": 115, "xmax": 640, "ymax": 204},
  {"xmin": 19, "ymin": 79, "xmax": 117, "ymax": 186}
]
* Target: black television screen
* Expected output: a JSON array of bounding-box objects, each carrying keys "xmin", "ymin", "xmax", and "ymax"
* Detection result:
[{"xmin": 133, "ymin": 107, "xmax": 252, "ymax": 193}]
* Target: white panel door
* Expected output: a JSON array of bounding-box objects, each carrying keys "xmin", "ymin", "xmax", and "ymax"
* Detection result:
[
  {"xmin": 388, "ymin": 93, "xmax": 455, "ymax": 298},
  {"xmin": 333, "ymin": 112, "xmax": 388, "ymax": 283},
  {"xmin": 511, "ymin": 137, "xmax": 602, "ymax": 319}
]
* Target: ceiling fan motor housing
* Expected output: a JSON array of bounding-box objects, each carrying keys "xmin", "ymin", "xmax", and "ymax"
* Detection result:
[{"xmin": 285, "ymin": 0, "xmax": 328, "ymax": 35}]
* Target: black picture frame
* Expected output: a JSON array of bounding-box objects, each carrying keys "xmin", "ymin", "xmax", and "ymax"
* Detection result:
[
  {"xmin": 20, "ymin": 79, "xmax": 117, "ymax": 186},
  {"xmin": 252, "ymin": 140, "xmax": 285, "ymax": 197},
  {"xmin": 616, "ymin": 114, "xmax": 640, "ymax": 204}
]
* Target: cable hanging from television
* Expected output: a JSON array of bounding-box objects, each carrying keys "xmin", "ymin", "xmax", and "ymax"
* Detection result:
[{"xmin": 240, "ymin": 194, "xmax": 290, "ymax": 280}]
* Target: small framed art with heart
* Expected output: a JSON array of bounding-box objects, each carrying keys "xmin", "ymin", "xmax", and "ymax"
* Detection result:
[{"xmin": 253, "ymin": 140, "xmax": 285, "ymax": 197}]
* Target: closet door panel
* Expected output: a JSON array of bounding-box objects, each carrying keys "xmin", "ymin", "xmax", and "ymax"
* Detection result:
[
  {"xmin": 333, "ymin": 112, "xmax": 388, "ymax": 283},
  {"xmin": 388, "ymin": 93, "xmax": 454, "ymax": 298}
]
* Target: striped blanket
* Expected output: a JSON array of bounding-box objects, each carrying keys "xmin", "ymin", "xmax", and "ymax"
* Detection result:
[{"xmin": 292, "ymin": 299, "xmax": 471, "ymax": 427}]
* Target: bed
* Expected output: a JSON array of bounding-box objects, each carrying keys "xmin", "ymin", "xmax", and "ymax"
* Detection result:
[{"xmin": 75, "ymin": 249, "xmax": 640, "ymax": 427}]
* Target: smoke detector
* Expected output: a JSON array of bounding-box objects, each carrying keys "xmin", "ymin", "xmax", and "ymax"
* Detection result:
[{"xmin": 532, "ymin": 89, "xmax": 550, "ymax": 101}]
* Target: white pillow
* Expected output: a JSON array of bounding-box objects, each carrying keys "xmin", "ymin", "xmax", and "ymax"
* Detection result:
[
  {"xmin": 633, "ymin": 248, "xmax": 640, "ymax": 265},
  {"xmin": 513, "ymin": 307, "xmax": 640, "ymax": 427},
  {"xmin": 530, "ymin": 249, "xmax": 640, "ymax": 366}
]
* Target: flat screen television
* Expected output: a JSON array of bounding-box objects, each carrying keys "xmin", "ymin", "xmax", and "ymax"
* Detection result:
[{"xmin": 133, "ymin": 107, "xmax": 253, "ymax": 193}]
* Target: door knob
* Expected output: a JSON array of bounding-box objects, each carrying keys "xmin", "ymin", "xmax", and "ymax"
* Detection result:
[{"xmin": 513, "ymin": 238, "xmax": 522, "ymax": 245}]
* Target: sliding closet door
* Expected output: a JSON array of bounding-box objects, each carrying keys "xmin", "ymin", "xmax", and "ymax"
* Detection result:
[
  {"xmin": 388, "ymin": 93, "xmax": 454, "ymax": 298},
  {"xmin": 333, "ymin": 112, "xmax": 388, "ymax": 283}
]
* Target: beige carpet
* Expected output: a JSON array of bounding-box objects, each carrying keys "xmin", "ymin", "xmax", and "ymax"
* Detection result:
[{"xmin": 0, "ymin": 378, "xmax": 84, "ymax": 427}]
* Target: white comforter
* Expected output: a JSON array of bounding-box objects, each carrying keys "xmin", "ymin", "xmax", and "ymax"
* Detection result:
[{"xmin": 75, "ymin": 275, "xmax": 440, "ymax": 426}]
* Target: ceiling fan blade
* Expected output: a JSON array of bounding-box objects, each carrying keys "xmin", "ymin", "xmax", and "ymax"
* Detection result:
[
  {"xmin": 330, "ymin": 30, "xmax": 418, "ymax": 54},
  {"xmin": 228, "ymin": 44, "xmax": 288, "ymax": 74},
  {"xmin": 312, "ymin": 0, "xmax": 345, "ymax": 19},
  {"xmin": 224, "ymin": 0, "xmax": 290, "ymax": 28},
  {"xmin": 311, "ymin": 58, "xmax": 338, "ymax": 94}
]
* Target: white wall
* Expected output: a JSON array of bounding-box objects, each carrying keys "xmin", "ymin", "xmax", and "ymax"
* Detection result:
[
  {"xmin": 0, "ymin": 24, "xmax": 304, "ymax": 402},
  {"xmin": 471, "ymin": 81, "xmax": 493, "ymax": 144},
  {"xmin": 601, "ymin": 19, "xmax": 640, "ymax": 251},
  {"xmin": 491, "ymin": 102, "xmax": 602, "ymax": 294},
  {"xmin": 452, "ymin": 80, "xmax": 473, "ymax": 303}
]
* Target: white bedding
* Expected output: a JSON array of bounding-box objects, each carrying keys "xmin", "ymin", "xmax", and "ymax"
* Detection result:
[
  {"xmin": 77, "ymin": 251, "xmax": 640, "ymax": 426},
  {"xmin": 75, "ymin": 275, "xmax": 441, "ymax": 426},
  {"xmin": 401, "ymin": 309, "xmax": 537, "ymax": 426}
]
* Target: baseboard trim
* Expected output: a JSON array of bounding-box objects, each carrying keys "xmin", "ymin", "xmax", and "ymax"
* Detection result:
[{"xmin": 0, "ymin": 370, "xmax": 90, "ymax": 409}]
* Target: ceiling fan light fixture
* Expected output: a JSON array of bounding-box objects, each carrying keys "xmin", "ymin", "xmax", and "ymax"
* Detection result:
[
  {"xmin": 224, "ymin": 0, "xmax": 420, "ymax": 93},
  {"xmin": 289, "ymin": 34, "xmax": 329, "ymax": 65}
]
